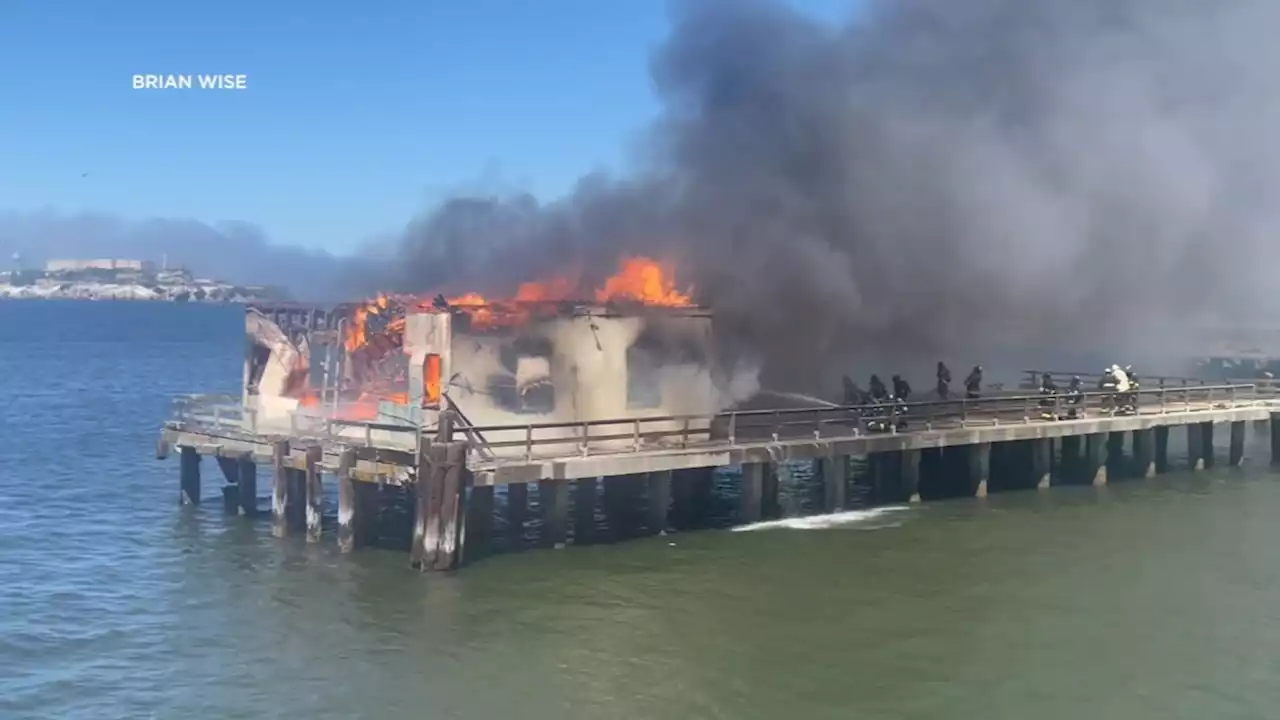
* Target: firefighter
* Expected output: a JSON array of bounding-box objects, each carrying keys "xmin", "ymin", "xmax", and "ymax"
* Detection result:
[
  {"xmin": 936, "ymin": 361, "xmax": 952, "ymax": 400},
  {"xmin": 869, "ymin": 374, "xmax": 889, "ymax": 403},
  {"xmin": 1065, "ymin": 375, "xmax": 1084, "ymax": 419},
  {"xmin": 892, "ymin": 374, "xmax": 912, "ymax": 402},
  {"xmin": 1038, "ymin": 372, "xmax": 1058, "ymax": 416},
  {"xmin": 964, "ymin": 365, "xmax": 983, "ymax": 400}
]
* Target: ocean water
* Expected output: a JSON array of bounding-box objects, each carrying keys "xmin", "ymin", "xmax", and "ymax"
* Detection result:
[{"xmin": 2, "ymin": 300, "xmax": 1279, "ymax": 719}]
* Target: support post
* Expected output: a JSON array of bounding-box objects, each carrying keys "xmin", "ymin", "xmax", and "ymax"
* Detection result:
[
  {"xmin": 1271, "ymin": 413, "xmax": 1280, "ymax": 466},
  {"xmin": 1155, "ymin": 426, "xmax": 1170, "ymax": 472},
  {"xmin": 1032, "ymin": 439, "xmax": 1053, "ymax": 489},
  {"xmin": 761, "ymin": 463, "xmax": 780, "ymax": 519},
  {"xmin": 179, "ymin": 446, "xmax": 201, "ymax": 506},
  {"xmin": 1230, "ymin": 421, "xmax": 1246, "ymax": 467},
  {"xmin": 1059, "ymin": 435, "xmax": 1081, "ymax": 484},
  {"xmin": 646, "ymin": 471, "xmax": 672, "ymax": 534},
  {"xmin": 969, "ymin": 443, "xmax": 991, "ymax": 498},
  {"xmin": 505, "ymin": 483, "xmax": 528, "ymax": 549},
  {"xmin": 1085, "ymin": 433, "xmax": 1107, "ymax": 487},
  {"xmin": 464, "ymin": 483, "xmax": 495, "ymax": 561},
  {"xmin": 1107, "ymin": 432, "xmax": 1125, "ymax": 471},
  {"xmin": 1188, "ymin": 423, "xmax": 1205, "ymax": 471},
  {"xmin": 901, "ymin": 450, "xmax": 922, "ymax": 502},
  {"xmin": 738, "ymin": 464, "xmax": 763, "ymax": 524},
  {"xmin": 336, "ymin": 449, "xmax": 359, "ymax": 553},
  {"xmin": 1201, "ymin": 422, "xmax": 1216, "ymax": 468},
  {"xmin": 539, "ymin": 479, "xmax": 569, "ymax": 548},
  {"xmin": 304, "ymin": 445, "xmax": 323, "ymax": 543},
  {"xmin": 412, "ymin": 441, "xmax": 466, "ymax": 571},
  {"xmin": 271, "ymin": 440, "xmax": 291, "ymax": 538},
  {"xmin": 216, "ymin": 456, "xmax": 238, "ymax": 514},
  {"xmin": 1132, "ymin": 429, "xmax": 1156, "ymax": 479},
  {"xmin": 573, "ymin": 478, "xmax": 598, "ymax": 544},
  {"xmin": 819, "ymin": 455, "xmax": 848, "ymax": 512}
]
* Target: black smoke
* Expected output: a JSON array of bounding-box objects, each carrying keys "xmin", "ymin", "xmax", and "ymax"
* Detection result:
[{"xmin": 383, "ymin": 0, "xmax": 1280, "ymax": 390}]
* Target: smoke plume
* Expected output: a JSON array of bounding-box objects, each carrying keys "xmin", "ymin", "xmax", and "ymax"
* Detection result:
[{"xmin": 382, "ymin": 0, "xmax": 1280, "ymax": 391}]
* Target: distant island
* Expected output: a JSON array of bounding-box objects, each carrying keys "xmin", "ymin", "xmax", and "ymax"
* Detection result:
[{"xmin": 0, "ymin": 259, "xmax": 289, "ymax": 303}]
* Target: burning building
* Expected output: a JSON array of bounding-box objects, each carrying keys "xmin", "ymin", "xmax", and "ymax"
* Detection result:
[{"xmin": 242, "ymin": 257, "xmax": 741, "ymax": 457}]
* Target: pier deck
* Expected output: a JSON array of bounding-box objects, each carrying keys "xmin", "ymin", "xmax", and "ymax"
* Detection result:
[{"xmin": 158, "ymin": 379, "xmax": 1280, "ymax": 571}]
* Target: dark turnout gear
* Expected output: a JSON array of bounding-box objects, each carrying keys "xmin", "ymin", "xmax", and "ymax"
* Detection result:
[
  {"xmin": 964, "ymin": 366, "xmax": 983, "ymax": 399},
  {"xmin": 892, "ymin": 375, "xmax": 912, "ymax": 402},
  {"xmin": 1038, "ymin": 372, "xmax": 1058, "ymax": 412},
  {"xmin": 936, "ymin": 362, "xmax": 952, "ymax": 399},
  {"xmin": 869, "ymin": 374, "xmax": 889, "ymax": 402}
]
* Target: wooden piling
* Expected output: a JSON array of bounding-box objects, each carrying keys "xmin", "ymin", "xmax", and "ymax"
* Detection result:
[
  {"xmin": 336, "ymin": 449, "xmax": 358, "ymax": 553},
  {"xmin": 969, "ymin": 442, "xmax": 991, "ymax": 497},
  {"xmin": 819, "ymin": 455, "xmax": 848, "ymax": 512},
  {"xmin": 271, "ymin": 440, "xmax": 290, "ymax": 538},
  {"xmin": 646, "ymin": 471, "xmax": 672, "ymax": 534},
  {"xmin": 412, "ymin": 441, "xmax": 466, "ymax": 571},
  {"xmin": 1132, "ymin": 429, "xmax": 1156, "ymax": 479},
  {"xmin": 179, "ymin": 446, "xmax": 201, "ymax": 506},
  {"xmin": 304, "ymin": 446, "xmax": 323, "ymax": 543},
  {"xmin": 539, "ymin": 479, "xmax": 569, "ymax": 548},
  {"xmin": 1229, "ymin": 421, "xmax": 1246, "ymax": 467},
  {"xmin": 1085, "ymin": 433, "xmax": 1107, "ymax": 487},
  {"xmin": 1188, "ymin": 423, "xmax": 1205, "ymax": 471},
  {"xmin": 215, "ymin": 456, "xmax": 239, "ymax": 514}
]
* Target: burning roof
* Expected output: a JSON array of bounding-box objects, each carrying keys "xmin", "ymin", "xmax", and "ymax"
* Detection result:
[{"xmin": 344, "ymin": 255, "xmax": 699, "ymax": 353}]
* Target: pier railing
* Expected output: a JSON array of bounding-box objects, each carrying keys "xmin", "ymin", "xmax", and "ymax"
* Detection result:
[
  {"xmin": 169, "ymin": 384, "xmax": 1263, "ymax": 463},
  {"xmin": 461, "ymin": 382, "xmax": 1261, "ymax": 462},
  {"xmin": 1019, "ymin": 370, "xmax": 1210, "ymax": 390}
]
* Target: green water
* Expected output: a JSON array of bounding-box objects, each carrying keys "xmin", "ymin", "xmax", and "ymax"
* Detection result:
[{"xmin": 4, "ymin": 302, "xmax": 1280, "ymax": 718}]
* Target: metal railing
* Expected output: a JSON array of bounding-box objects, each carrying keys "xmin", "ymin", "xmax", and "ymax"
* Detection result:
[
  {"xmin": 169, "ymin": 383, "xmax": 1263, "ymax": 463},
  {"xmin": 1019, "ymin": 369, "xmax": 1209, "ymax": 390}
]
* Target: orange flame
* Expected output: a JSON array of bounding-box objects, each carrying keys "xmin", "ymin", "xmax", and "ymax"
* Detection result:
[{"xmin": 595, "ymin": 257, "xmax": 693, "ymax": 307}]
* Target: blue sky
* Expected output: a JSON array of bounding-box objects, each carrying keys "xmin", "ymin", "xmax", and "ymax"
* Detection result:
[{"xmin": 0, "ymin": 0, "xmax": 853, "ymax": 255}]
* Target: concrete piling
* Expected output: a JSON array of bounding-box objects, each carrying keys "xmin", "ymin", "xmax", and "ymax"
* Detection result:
[
  {"xmin": 1201, "ymin": 422, "xmax": 1216, "ymax": 468},
  {"xmin": 818, "ymin": 455, "xmax": 848, "ymax": 512},
  {"xmin": 646, "ymin": 471, "xmax": 672, "ymax": 534},
  {"xmin": 179, "ymin": 446, "xmax": 201, "ymax": 506},
  {"xmin": 538, "ymin": 479, "xmax": 569, "ymax": 548},
  {"xmin": 1188, "ymin": 423, "xmax": 1205, "ymax": 470},
  {"xmin": 304, "ymin": 446, "xmax": 324, "ymax": 543},
  {"xmin": 1154, "ymin": 426, "xmax": 1170, "ymax": 472},
  {"xmin": 1132, "ymin": 429, "xmax": 1156, "ymax": 478},
  {"xmin": 1271, "ymin": 414, "xmax": 1280, "ymax": 465},
  {"xmin": 215, "ymin": 456, "xmax": 239, "ymax": 514},
  {"xmin": 464, "ymin": 484, "xmax": 496, "ymax": 559},
  {"xmin": 969, "ymin": 443, "xmax": 991, "ymax": 498},
  {"xmin": 1085, "ymin": 433, "xmax": 1107, "ymax": 487},
  {"xmin": 1107, "ymin": 432, "xmax": 1126, "ymax": 473},
  {"xmin": 738, "ymin": 463, "xmax": 763, "ymax": 524},
  {"xmin": 573, "ymin": 478, "xmax": 598, "ymax": 544},
  {"xmin": 901, "ymin": 450, "xmax": 922, "ymax": 502},
  {"xmin": 505, "ymin": 483, "xmax": 528, "ymax": 549},
  {"xmin": 1230, "ymin": 421, "xmax": 1246, "ymax": 467},
  {"xmin": 1059, "ymin": 436, "xmax": 1081, "ymax": 484},
  {"xmin": 1032, "ymin": 439, "xmax": 1053, "ymax": 489}
]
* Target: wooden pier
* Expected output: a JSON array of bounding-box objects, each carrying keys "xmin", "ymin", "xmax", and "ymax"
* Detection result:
[{"xmin": 158, "ymin": 378, "xmax": 1280, "ymax": 572}]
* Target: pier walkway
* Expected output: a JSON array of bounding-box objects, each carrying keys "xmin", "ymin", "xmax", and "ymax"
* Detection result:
[{"xmin": 158, "ymin": 377, "xmax": 1280, "ymax": 571}]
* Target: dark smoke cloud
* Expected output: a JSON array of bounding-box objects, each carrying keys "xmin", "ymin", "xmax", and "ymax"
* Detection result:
[{"xmin": 383, "ymin": 0, "xmax": 1280, "ymax": 390}]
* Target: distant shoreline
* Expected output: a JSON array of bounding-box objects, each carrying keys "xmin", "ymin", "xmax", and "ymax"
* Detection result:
[{"xmin": 0, "ymin": 265, "xmax": 288, "ymax": 303}]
